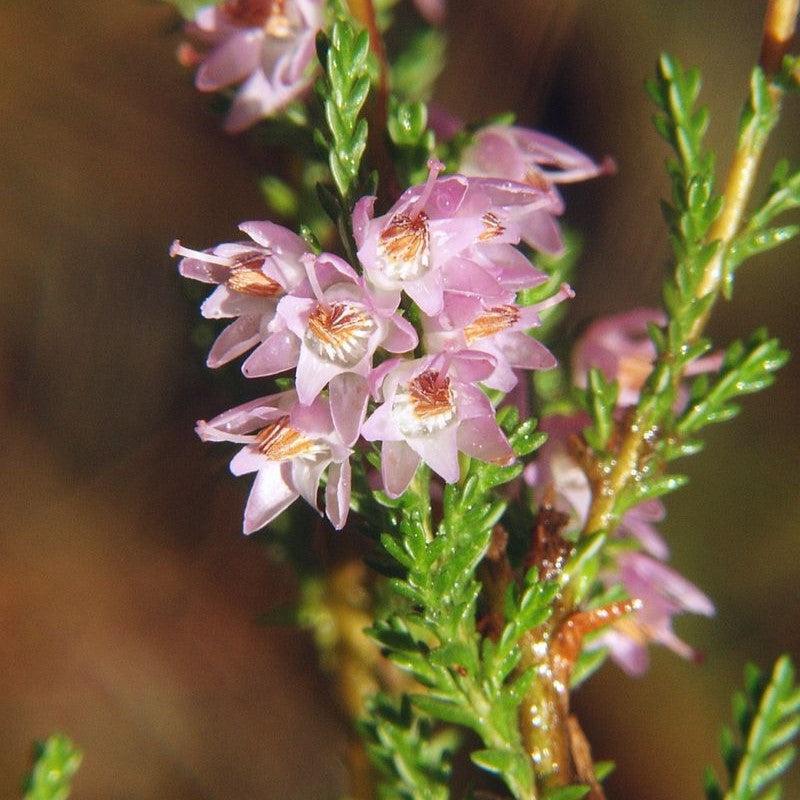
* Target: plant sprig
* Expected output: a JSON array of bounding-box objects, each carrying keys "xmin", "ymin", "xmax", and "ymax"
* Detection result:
[
  {"xmin": 22, "ymin": 735, "xmax": 82, "ymax": 800},
  {"xmin": 705, "ymin": 657, "xmax": 800, "ymax": 800},
  {"xmin": 365, "ymin": 419, "xmax": 551, "ymax": 799}
]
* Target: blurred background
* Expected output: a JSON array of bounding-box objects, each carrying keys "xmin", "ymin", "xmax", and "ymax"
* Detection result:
[{"xmin": 1, "ymin": 0, "xmax": 798, "ymax": 797}]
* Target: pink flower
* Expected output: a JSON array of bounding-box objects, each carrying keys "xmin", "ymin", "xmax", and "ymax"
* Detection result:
[
  {"xmin": 183, "ymin": 0, "xmax": 324, "ymax": 132},
  {"xmin": 241, "ymin": 252, "xmax": 418, "ymax": 445},
  {"xmin": 413, "ymin": 0, "xmax": 445, "ymax": 25},
  {"xmin": 424, "ymin": 284, "xmax": 574, "ymax": 391},
  {"xmin": 171, "ymin": 221, "xmax": 309, "ymax": 368},
  {"xmin": 572, "ymin": 308, "xmax": 724, "ymax": 407},
  {"xmin": 361, "ymin": 351, "xmax": 514, "ymax": 497},
  {"xmin": 597, "ymin": 552, "xmax": 715, "ymax": 676},
  {"xmin": 523, "ymin": 412, "xmax": 592, "ymax": 531},
  {"xmin": 524, "ymin": 411, "xmax": 714, "ymax": 674},
  {"xmin": 197, "ymin": 390, "xmax": 352, "ymax": 532},
  {"xmin": 353, "ymin": 159, "xmax": 557, "ymax": 316},
  {"xmin": 460, "ymin": 125, "xmax": 614, "ymax": 254}
]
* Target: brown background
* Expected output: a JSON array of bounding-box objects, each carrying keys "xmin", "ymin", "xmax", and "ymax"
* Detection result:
[{"xmin": 1, "ymin": 1, "xmax": 798, "ymax": 797}]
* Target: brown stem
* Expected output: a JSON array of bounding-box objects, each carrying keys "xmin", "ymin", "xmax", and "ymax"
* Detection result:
[{"xmin": 760, "ymin": 0, "xmax": 800, "ymax": 75}]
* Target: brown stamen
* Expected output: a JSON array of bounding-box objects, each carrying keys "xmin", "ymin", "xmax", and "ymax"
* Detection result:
[
  {"xmin": 378, "ymin": 212, "xmax": 430, "ymax": 277},
  {"xmin": 478, "ymin": 212, "xmax": 506, "ymax": 241},
  {"xmin": 463, "ymin": 305, "xmax": 520, "ymax": 345},
  {"xmin": 226, "ymin": 256, "xmax": 283, "ymax": 297},
  {"xmin": 407, "ymin": 370, "xmax": 453, "ymax": 419},
  {"xmin": 306, "ymin": 302, "xmax": 374, "ymax": 357},
  {"xmin": 255, "ymin": 415, "xmax": 319, "ymax": 460}
]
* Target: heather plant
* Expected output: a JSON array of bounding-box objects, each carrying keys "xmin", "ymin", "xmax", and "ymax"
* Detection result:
[{"xmin": 22, "ymin": 1, "xmax": 800, "ymax": 798}]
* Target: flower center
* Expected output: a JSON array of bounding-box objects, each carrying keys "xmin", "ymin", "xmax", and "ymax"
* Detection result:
[
  {"xmin": 463, "ymin": 304, "xmax": 520, "ymax": 344},
  {"xmin": 392, "ymin": 370, "xmax": 457, "ymax": 436},
  {"xmin": 305, "ymin": 301, "xmax": 376, "ymax": 366},
  {"xmin": 254, "ymin": 416, "xmax": 326, "ymax": 461},
  {"xmin": 226, "ymin": 255, "xmax": 283, "ymax": 297},
  {"xmin": 478, "ymin": 212, "xmax": 506, "ymax": 241},
  {"xmin": 377, "ymin": 212, "xmax": 431, "ymax": 281},
  {"xmin": 223, "ymin": 0, "xmax": 294, "ymax": 37}
]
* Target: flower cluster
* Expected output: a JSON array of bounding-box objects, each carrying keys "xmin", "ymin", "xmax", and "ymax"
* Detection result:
[
  {"xmin": 173, "ymin": 144, "xmax": 608, "ymax": 531},
  {"xmin": 178, "ymin": 0, "xmax": 446, "ymax": 132}
]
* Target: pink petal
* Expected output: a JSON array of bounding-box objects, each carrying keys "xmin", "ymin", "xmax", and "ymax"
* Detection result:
[
  {"xmin": 382, "ymin": 440, "xmax": 420, "ymax": 498},
  {"xmin": 600, "ymin": 630, "xmax": 650, "ymax": 677},
  {"xmin": 325, "ymin": 459, "xmax": 352, "ymax": 530},
  {"xmin": 275, "ymin": 294, "xmax": 316, "ymax": 339},
  {"xmin": 499, "ymin": 331, "xmax": 557, "ymax": 370},
  {"xmin": 479, "ymin": 244, "xmax": 548, "ymax": 290},
  {"xmin": 230, "ymin": 447, "xmax": 265, "ymax": 476},
  {"xmin": 361, "ymin": 401, "xmax": 402, "ymax": 442},
  {"xmin": 382, "ymin": 314, "xmax": 419, "ymax": 354},
  {"xmin": 450, "ymin": 350, "xmax": 497, "ymax": 383},
  {"xmin": 455, "ymin": 383, "xmax": 494, "ymax": 420},
  {"xmin": 330, "ymin": 373, "xmax": 368, "ymax": 446},
  {"xmin": 201, "ymin": 284, "xmax": 273, "ymax": 319},
  {"xmin": 203, "ymin": 390, "xmax": 295, "ymax": 435},
  {"xmin": 441, "ymin": 258, "xmax": 510, "ymax": 300},
  {"xmin": 518, "ymin": 209, "xmax": 564, "ymax": 255},
  {"xmin": 407, "ymin": 426, "xmax": 460, "ymax": 483},
  {"xmin": 241, "ymin": 331, "xmax": 300, "ymax": 378},
  {"xmin": 242, "ymin": 463, "xmax": 298, "ymax": 534},
  {"xmin": 207, "ymin": 315, "xmax": 263, "ymax": 368},
  {"xmin": 471, "ymin": 129, "xmax": 525, "ymax": 177},
  {"xmin": 294, "ymin": 346, "xmax": 344, "ymax": 405},
  {"xmin": 352, "ymin": 196, "xmax": 376, "ymax": 247},
  {"xmin": 413, "ymin": 0, "xmax": 445, "ymax": 24},
  {"xmin": 458, "ymin": 417, "xmax": 514, "ymax": 464},
  {"xmin": 195, "ymin": 29, "xmax": 263, "ymax": 92},
  {"xmin": 405, "ymin": 271, "xmax": 444, "ymax": 316},
  {"xmin": 239, "ymin": 221, "xmax": 309, "ymax": 262},
  {"xmin": 290, "ymin": 457, "xmax": 329, "ymax": 510}
]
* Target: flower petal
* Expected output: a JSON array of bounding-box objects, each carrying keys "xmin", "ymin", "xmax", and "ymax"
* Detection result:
[
  {"xmin": 330, "ymin": 373, "xmax": 369, "ymax": 446},
  {"xmin": 242, "ymin": 463, "xmax": 298, "ymax": 534},
  {"xmin": 382, "ymin": 440, "xmax": 420, "ymax": 498},
  {"xmin": 325, "ymin": 458, "xmax": 352, "ymax": 530},
  {"xmin": 498, "ymin": 331, "xmax": 557, "ymax": 370},
  {"xmin": 361, "ymin": 400, "xmax": 402, "ymax": 442},
  {"xmin": 207, "ymin": 315, "xmax": 263, "ymax": 368},
  {"xmin": 195, "ymin": 29, "xmax": 263, "ymax": 92},
  {"xmin": 294, "ymin": 345, "xmax": 344, "ymax": 405},
  {"xmin": 382, "ymin": 313, "xmax": 419, "ymax": 354},
  {"xmin": 458, "ymin": 416, "xmax": 514, "ymax": 464},
  {"xmin": 407, "ymin": 425, "xmax": 460, "ymax": 483},
  {"xmin": 241, "ymin": 330, "xmax": 300, "ymax": 378}
]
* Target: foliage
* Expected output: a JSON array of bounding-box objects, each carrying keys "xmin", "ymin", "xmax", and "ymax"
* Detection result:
[
  {"xmin": 366, "ymin": 418, "xmax": 552, "ymax": 799},
  {"xmin": 705, "ymin": 657, "xmax": 800, "ymax": 800},
  {"xmin": 22, "ymin": 736, "xmax": 82, "ymax": 800}
]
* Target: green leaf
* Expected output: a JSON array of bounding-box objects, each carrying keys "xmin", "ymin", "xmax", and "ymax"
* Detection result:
[
  {"xmin": 677, "ymin": 331, "xmax": 789, "ymax": 437},
  {"xmin": 23, "ymin": 735, "xmax": 82, "ymax": 800},
  {"xmin": 582, "ymin": 368, "xmax": 619, "ymax": 451},
  {"xmin": 705, "ymin": 656, "xmax": 800, "ymax": 800},
  {"xmin": 412, "ymin": 694, "xmax": 478, "ymax": 729},
  {"xmin": 391, "ymin": 28, "xmax": 447, "ymax": 103}
]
